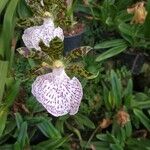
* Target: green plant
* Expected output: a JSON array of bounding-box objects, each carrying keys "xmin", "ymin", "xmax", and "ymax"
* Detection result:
[
  {"xmin": 100, "ymin": 0, "xmax": 150, "ymax": 52},
  {"xmin": 82, "ymin": 70, "xmax": 150, "ymax": 149},
  {"xmin": 77, "ymin": 0, "xmax": 133, "ymax": 30},
  {"xmin": 94, "ymin": 39, "xmax": 127, "ymax": 62},
  {"xmin": 65, "ymin": 0, "xmax": 78, "ymax": 29},
  {"xmin": 0, "ymin": 0, "xmax": 20, "ymax": 138}
]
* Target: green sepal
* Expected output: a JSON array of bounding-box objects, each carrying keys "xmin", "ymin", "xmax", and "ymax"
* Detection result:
[
  {"xmin": 66, "ymin": 63, "xmax": 99, "ymax": 79},
  {"xmin": 33, "ymin": 66, "xmax": 52, "ymax": 76},
  {"xmin": 17, "ymin": 47, "xmax": 53, "ymax": 64},
  {"xmin": 25, "ymin": 0, "xmax": 44, "ymax": 16},
  {"xmin": 65, "ymin": 46, "xmax": 92, "ymax": 63},
  {"xmin": 39, "ymin": 37, "xmax": 64, "ymax": 60},
  {"xmin": 16, "ymin": 47, "xmax": 36, "ymax": 58},
  {"xmin": 17, "ymin": 16, "xmax": 43, "ymax": 28}
]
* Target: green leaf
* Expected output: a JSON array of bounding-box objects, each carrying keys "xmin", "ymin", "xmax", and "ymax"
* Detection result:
[
  {"xmin": 0, "ymin": 106, "xmax": 8, "ymax": 137},
  {"xmin": 124, "ymin": 121, "xmax": 132, "ymax": 138},
  {"xmin": 0, "ymin": 144, "xmax": 13, "ymax": 150},
  {"xmin": 55, "ymin": 119, "xmax": 65, "ymax": 134},
  {"xmin": 144, "ymin": 0, "xmax": 150, "ymax": 38},
  {"xmin": 0, "ymin": 61, "xmax": 8, "ymax": 103},
  {"xmin": 17, "ymin": 0, "xmax": 32, "ymax": 18},
  {"xmin": 118, "ymin": 23, "xmax": 134, "ymax": 37},
  {"xmin": 37, "ymin": 119, "xmax": 61, "ymax": 139},
  {"xmin": 136, "ymin": 101, "xmax": 150, "ymax": 109},
  {"xmin": 2, "ymin": 119, "xmax": 16, "ymax": 137},
  {"xmin": 13, "ymin": 141, "xmax": 21, "ymax": 150},
  {"xmin": 96, "ymin": 134, "xmax": 108, "ymax": 142},
  {"xmin": 32, "ymin": 136, "xmax": 70, "ymax": 150},
  {"xmin": 81, "ymin": 141, "xmax": 109, "ymax": 150},
  {"xmin": 110, "ymin": 70, "xmax": 122, "ymax": 108},
  {"xmin": 74, "ymin": 113, "xmax": 95, "ymax": 129},
  {"xmin": 124, "ymin": 79, "xmax": 133, "ymax": 107},
  {"xmin": 15, "ymin": 113, "xmax": 23, "ymax": 129},
  {"xmin": 17, "ymin": 122, "xmax": 28, "ymax": 149},
  {"xmin": 110, "ymin": 144, "xmax": 123, "ymax": 150},
  {"xmin": 95, "ymin": 45, "xmax": 127, "ymax": 62},
  {"xmin": 5, "ymin": 80, "xmax": 20, "ymax": 107},
  {"xmin": 127, "ymin": 138, "xmax": 150, "ymax": 150},
  {"xmin": 102, "ymin": 83, "xmax": 111, "ymax": 111},
  {"xmin": 0, "ymin": 0, "xmax": 9, "ymax": 14},
  {"xmin": 133, "ymin": 109, "xmax": 150, "ymax": 131},
  {"xmin": 0, "ymin": 0, "xmax": 19, "ymax": 60},
  {"xmin": 94, "ymin": 39, "xmax": 126, "ymax": 49}
]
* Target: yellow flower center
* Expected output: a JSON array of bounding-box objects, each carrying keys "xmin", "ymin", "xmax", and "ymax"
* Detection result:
[
  {"xmin": 43, "ymin": 11, "xmax": 52, "ymax": 17},
  {"xmin": 53, "ymin": 60, "xmax": 64, "ymax": 68}
]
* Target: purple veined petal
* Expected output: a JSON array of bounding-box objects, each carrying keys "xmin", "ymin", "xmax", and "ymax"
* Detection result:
[
  {"xmin": 22, "ymin": 29, "xmax": 33, "ymax": 49},
  {"xmin": 22, "ymin": 26, "xmax": 41, "ymax": 51},
  {"xmin": 41, "ymin": 18, "xmax": 55, "ymax": 46},
  {"xmin": 31, "ymin": 68, "xmax": 83, "ymax": 117},
  {"xmin": 67, "ymin": 77, "xmax": 83, "ymax": 115},
  {"xmin": 43, "ymin": 18, "xmax": 55, "ymax": 27},
  {"xmin": 22, "ymin": 18, "xmax": 64, "ymax": 51},
  {"xmin": 54, "ymin": 27, "xmax": 64, "ymax": 41},
  {"xmin": 31, "ymin": 70, "xmax": 71, "ymax": 117},
  {"xmin": 41, "ymin": 28, "xmax": 54, "ymax": 47},
  {"xmin": 32, "ymin": 73, "xmax": 53, "ymax": 97}
]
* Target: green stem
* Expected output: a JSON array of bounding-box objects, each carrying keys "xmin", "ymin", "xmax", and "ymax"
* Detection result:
[
  {"xmin": 65, "ymin": 122, "xmax": 83, "ymax": 145},
  {"xmin": 85, "ymin": 125, "xmax": 101, "ymax": 149}
]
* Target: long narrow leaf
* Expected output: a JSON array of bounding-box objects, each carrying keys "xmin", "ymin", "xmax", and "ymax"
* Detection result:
[
  {"xmin": 0, "ymin": 61, "xmax": 8, "ymax": 102},
  {"xmin": 0, "ymin": 0, "xmax": 9, "ymax": 15},
  {"xmin": 111, "ymin": 70, "xmax": 122, "ymax": 108},
  {"xmin": 74, "ymin": 113, "xmax": 95, "ymax": 129},
  {"xmin": 37, "ymin": 119, "xmax": 61, "ymax": 139},
  {"xmin": 133, "ymin": 109, "xmax": 150, "ymax": 131},
  {"xmin": 0, "ymin": 106, "xmax": 8, "ymax": 137},
  {"xmin": 0, "ymin": 0, "xmax": 19, "ymax": 61},
  {"xmin": 17, "ymin": 122, "xmax": 28, "ymax": 149},
  {"xmin": 95, "ymin": 45, "xmax": 127, "ymax": 62},
  {"xmin": 94, "ymin": 39, "xmax": 126, "ymax": 49},
  {"xmin": 5, "ymin": 80, "xmax": 20, "ymax": 107}
]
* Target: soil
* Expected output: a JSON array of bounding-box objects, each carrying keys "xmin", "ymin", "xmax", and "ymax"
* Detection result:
[{"xmin": 64, "ymin": 22, "xmax": 84, "ymax": 37}]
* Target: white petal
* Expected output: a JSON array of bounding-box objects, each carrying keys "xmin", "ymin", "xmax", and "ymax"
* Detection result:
[
  {"xmin": 54, "ymin": 27, "xmax": 64, "ymax": 41},
  {"xmin": 22, "ymin": 18, "xmax": 64, "ymax": 51},
  {"xmin": 68, "ymin": 77, "xmax": 83, "ymax": 115},
  {"xmin": 31, "ymin": 69, "xmax": 83, "ymax": 117},
  {"xmin": 22, "ymin": 26, "xmax": 41, "ymax": 51}
]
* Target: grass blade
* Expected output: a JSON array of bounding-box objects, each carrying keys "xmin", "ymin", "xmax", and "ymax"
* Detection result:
[{"xmin": 0, "ymin": 61, "xmax": 8, "ymax": 102}]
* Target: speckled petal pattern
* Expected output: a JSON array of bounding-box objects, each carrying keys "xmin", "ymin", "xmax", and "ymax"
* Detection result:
[
  {"xmin": 22, "ymin": 18, "xmax": 64, "ymax": 51},
  {"xmin": 31, "ymin": 69, "xmax": 83, "ymax": 117}
]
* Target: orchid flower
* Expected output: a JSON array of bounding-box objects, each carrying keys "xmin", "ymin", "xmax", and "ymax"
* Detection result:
[
  {"xmin": 20, "ymin": 13, "xmax": 98, "ymax": 117},
  {"xmin": 22, "ymin": 17, "xmax": 64, "ymax": 51},
  {"xmin": 21, "ymin": 16, "xmax": 83, "ymax": 117},
  {"xmin": 32, "ymin": 60, "xmax": 83, "ymax": 117}
]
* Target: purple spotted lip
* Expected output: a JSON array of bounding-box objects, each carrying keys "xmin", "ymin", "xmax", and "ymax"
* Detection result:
[{"xmin": 31, "ymin": 68, "xmax": 83, "ymax": 117}]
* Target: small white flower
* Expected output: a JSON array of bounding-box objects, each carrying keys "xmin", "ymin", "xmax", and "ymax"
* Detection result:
[
  {"xmin": 22, "ymin": 18, "xmax": 64, "ymax": 51},
  {"xmin": 32, "ymin": 67, "xmax": 83, "ymax": 117}
]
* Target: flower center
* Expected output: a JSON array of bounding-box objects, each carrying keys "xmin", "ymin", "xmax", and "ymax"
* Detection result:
[
  {"xmin": 43, "ymin": 11, "xmax": 52, "ymax": 18},
  {"xmin": 53, "ymin": 60, "xmax": 64, "ymax": 68}
]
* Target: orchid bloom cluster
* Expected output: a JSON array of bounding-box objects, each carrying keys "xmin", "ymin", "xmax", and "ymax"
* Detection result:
[{"xmin": 22, "ymin": 15, "xmax": 83, "ymax": 117}]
